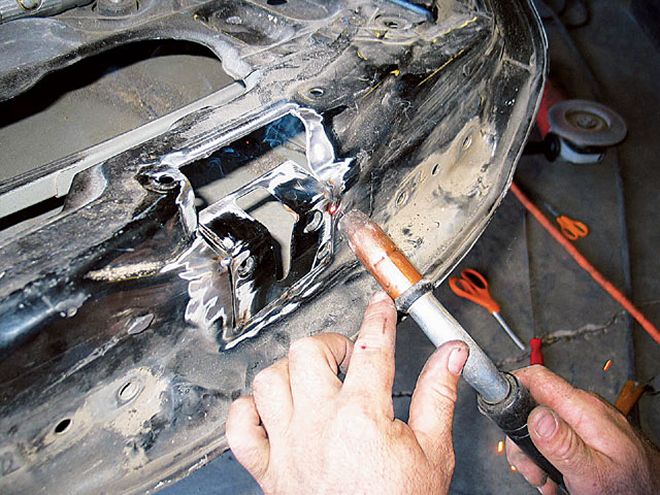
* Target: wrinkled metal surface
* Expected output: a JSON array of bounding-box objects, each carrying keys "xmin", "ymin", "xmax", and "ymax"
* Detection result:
[{"xmin": 0, "ymin": 0, "xmax": 546, "ymax": 493}]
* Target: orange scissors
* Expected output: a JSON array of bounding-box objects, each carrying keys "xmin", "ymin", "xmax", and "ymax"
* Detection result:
[
  {"xmin": 449, "ymin": 269, "xmax": 525, "ymax": 350},
  {"xmin": 543, "ymin": 202, "xmax": 589, "ymax": 241}
]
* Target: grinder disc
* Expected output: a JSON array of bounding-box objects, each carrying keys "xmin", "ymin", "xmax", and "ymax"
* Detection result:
[{"xmin": 548, "ymin": 99, "xmax": 627, "ymax": 148}]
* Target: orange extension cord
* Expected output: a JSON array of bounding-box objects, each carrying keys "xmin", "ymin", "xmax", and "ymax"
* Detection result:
[{"xmin": 510, "ymin": 182, "xmax": 660, "ymax": 345}]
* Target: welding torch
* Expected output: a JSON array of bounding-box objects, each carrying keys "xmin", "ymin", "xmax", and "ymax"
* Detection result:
[{"xmin": 340, "ymin": 210, "xmax": 565, "ymax": 489}]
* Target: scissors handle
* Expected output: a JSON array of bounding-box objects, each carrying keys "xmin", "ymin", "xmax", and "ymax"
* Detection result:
[
  {"xmin": 556, "ymin": 215, "xmax": 589, "ymax": 241},
  {"xmin": 449, "ymin": 269, "xmax": 501, "ymax": 313}
]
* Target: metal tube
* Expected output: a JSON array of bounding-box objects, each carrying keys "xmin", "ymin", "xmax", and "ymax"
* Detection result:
[
  {"xmin": 492, "ymin": 312, "xmax": 526, "ymax": 351},
  {"xmin": 340, "ymin": 210, "xmax": 563, "ymax": 488},
  {"xmin": 340, "ymin": 210, "xmax": 510, "ymax": 403},
  {"xmin": 408, "ymin": 292, "xmax": 510, "ymax": 403}
]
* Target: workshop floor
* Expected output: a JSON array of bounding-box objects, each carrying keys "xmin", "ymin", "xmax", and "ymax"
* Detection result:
[{"xmin": 164, "ymin": 1, "xmax": 659, "ymax": 493}]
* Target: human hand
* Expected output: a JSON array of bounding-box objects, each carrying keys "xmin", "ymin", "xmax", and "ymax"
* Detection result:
[
  {"xmin": 506, "ymin": 365, "xmax": 660, "ymax": 494},
  {"xmin": 226, "ymin": 291, "xmax": 470, "ymax": 495}
]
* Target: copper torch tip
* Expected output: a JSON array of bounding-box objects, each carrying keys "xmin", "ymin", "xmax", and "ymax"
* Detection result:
[{"xmin": 339, "ymin": 210, "xmax": 422, "ymax": 300}]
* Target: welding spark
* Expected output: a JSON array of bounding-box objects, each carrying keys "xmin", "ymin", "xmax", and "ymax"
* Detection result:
[
  {"xmin": 603, "ymin": 359, "xmax": 613, "ymax": 372},
  {"xmin": 497, "ymin": 440, "xmax": 505, "ymax": 454},
  {"xmin": 510, "ymin": 465, "xmax": 517, "ymax": 472}
]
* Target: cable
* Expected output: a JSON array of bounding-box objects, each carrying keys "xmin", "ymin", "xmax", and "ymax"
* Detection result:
[{"xmin": 510, "ymin": 182, "xmax": 660, "ymax": 345}]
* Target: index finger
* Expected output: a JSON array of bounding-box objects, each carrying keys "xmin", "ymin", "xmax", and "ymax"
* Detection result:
[{"xmin": 342, "ymin": 291, "xmax": 397, "ymax": 414}]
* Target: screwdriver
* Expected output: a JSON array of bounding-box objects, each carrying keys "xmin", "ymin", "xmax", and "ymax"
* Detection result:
[
  {"xmin": 449, "ymin": 269, "xmax": 526, "ymax": 351},
  {"xmin": 340, "ymin": 210, "xmax": 565, "ymax": 490}
]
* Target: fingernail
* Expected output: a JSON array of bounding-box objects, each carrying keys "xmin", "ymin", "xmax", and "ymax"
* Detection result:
[
  {"xmin": 370, "ymin": 291, "xmax": 390, "ymax": 304},
  {"xmin": 447, "ymin": 346, "xmax": 468, "ymax": 375},
  {"xmin": 533, "ymin": 408, "xmax": 558, "ymax": 439}
]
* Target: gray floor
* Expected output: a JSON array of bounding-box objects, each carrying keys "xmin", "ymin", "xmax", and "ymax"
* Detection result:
[{"xmin": 164, "ymin": 1, "xmax": 659, "ymax": 493}]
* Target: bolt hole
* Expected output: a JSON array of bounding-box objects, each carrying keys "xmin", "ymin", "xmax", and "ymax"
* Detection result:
[
  {"xmin": 384, "ymin": 20, "xmax": 400, "ymax": 29},
  {"xmin": 462, "ymin": 135, "xmax": 473, "ymax": 150},
  {"xmin": 267, "ymin": 0, "xmax": 287, "ymax": 5},
  {"xmin": 304, "ymin": 210, "xmax": 324, "ymax": 233},
  {"xmin": 395, "ymin": 191, "xmax": 408, "ymax": 207},
  {"xmin": 431, "ymin": 164, "xmax": 440, "ymax": 176},
  {"xmin": 308, "ymin": 87, "xmax": 325, "ymax": 98},
  {"xmin": 18, "ymin": 0, "xmax": 40, "ymax": 10},
  {"xmin": 156, "ymin": 174, "xmax": 175, "ymax": 185},
  {"xmin": 54, "ymin": 418, "xmax": 72, "ymax": 435},
  {"xmin": 118, "ymin": 381, "xmax": 141, "ymax": 402}
]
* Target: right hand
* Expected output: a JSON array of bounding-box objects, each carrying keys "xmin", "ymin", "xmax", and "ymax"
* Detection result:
[{"xmin": 506, "ymin": 365, "xmax": 660, "ymax": 494}]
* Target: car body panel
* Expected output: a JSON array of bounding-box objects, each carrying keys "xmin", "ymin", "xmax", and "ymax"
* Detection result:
[{"xmin": 0, "ymin": 0, "xmax": 546, "ymax": 492}]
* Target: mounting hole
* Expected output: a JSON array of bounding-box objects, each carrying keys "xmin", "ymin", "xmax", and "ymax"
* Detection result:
[
  {"xmin": 156, "ymin": 174, "xmax": 175, "ymax": 185},
  {"xmin": 376, "ymin": 16, "xmax": 410, "ymax": 30},
  {"xmin": 54, "ymin": 418, "xmax": 72, "ymax": 435},
  {"xmin": 304, "ymin": 210, "xmax": 324, "ymax": 233},
  {"xmin": 149, "ymin": 172, "xmax": 179, "ymax": 191},
  {"xmin": 118, "ymin": 381, "xmax": 141, "ymax": 403},
  {"xmin": 308, "ymin": 87, "xmax": 325, "ymax": 98},
  {"xmin": 237, "ymin": 256, "xmax": 255, "ymax": 278},
  {"xmin": 431, "ymin": 163, "xmax": 440, "ymax": 176},
  {"xmin": 462, "ymin": 135, "xmax": 473, "ymax": 150},
  {"xmin": 18, "ymin": 0, "xmax": 41, "ymax": 10},
  {"xmin": 395, "ymin": 191, "xmax": 408, "ymax": 207},
  {"xmin": 267, "ymin": 0, "xmax": 287, "ymax": 5}
]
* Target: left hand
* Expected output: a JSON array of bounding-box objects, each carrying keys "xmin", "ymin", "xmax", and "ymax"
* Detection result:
[{"xmin": 226, "ymin": 291, "xmax": 469, "ymax": 494}]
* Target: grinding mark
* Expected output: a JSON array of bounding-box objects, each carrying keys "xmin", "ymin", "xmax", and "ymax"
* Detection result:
[
  {"xmin": 431, "ymin": 15, "xmax": 479, "ymax": 41},
  {"xmin": 361, "ymin": 78, "xmax": 385, "ymax": 99},
  {"xmin": 127, "ymin": 313, "xmax": 154, "ymax": 335},
  {"xmin": 417, "ymin": 47, "xmax": 468, "ymax": 87},
  {"xmin": 85, "ymin": 261, "xmax": 165, "ymax": 282},
  {"xmin": 186, "ymin": 454, "xmax": 209, "ymax": 475}
]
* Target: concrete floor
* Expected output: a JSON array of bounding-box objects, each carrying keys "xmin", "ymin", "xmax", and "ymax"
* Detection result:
[{"xmin": 163, "ymin": 1, "xmax": 659, "ymax": 493}]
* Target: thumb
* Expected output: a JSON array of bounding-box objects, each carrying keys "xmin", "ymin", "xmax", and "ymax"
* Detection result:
[
  {"xmin": 408, "ymin": 340, "xmax": 469, "ymax": 463},
  {"xmin": 528, "ymin": 406, "xmax": 597, "ymax": 480}
]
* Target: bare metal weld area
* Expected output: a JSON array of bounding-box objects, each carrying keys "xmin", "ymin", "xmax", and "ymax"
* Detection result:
[{"xmin": 0, "ymin": 0, "xmax": 546, "ymax": 493}]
